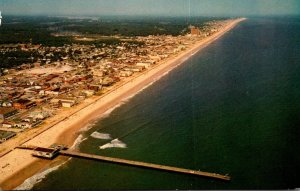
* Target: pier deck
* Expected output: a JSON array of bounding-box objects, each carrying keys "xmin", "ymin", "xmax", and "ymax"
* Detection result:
[
  {"xmin": 16, "ymin": 145, "xmax": 230, "ymax": 181},
  {"xmin": 60, "ymin": 150, "xmax": 231, "ymax": 181}
]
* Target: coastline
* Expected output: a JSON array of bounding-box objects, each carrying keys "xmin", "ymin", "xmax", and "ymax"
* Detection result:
[{"xmin": 0, "ymin": 18, "xmax": 246, "ymax": 190}]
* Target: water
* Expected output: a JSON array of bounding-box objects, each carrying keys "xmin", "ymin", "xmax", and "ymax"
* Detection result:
[{"xmin": 32, "ymin": 18, "xmax": 300, "ymax": 190}]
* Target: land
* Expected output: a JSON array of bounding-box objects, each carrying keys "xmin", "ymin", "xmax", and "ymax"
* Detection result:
[{"xmin": 0, "ymin": 17, "xmax": 246, "ymax": 190}]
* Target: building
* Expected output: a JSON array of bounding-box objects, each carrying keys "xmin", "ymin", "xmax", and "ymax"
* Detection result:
[
  {"xmin": 32, "ymin": 145, "xmax": 66, "ymax": 159},
  {"xmin": 87, "ymin": 84, "xmax": 102, "ymax": 91},
  {"xmin": 51, "ymin": 97, "xmax": 77, "ymax": 108},
  {"xmin": 29, "ymin": 111, "xmax": 50, "ymax": 120},
  {"xmin": 61, "ymin": 101, "xmax": 75, "ymax": 108},
  {"xmin": 1, "ymin": 121, "xmax": 14, "ymax": 128},
  {"xmin": 0, "ymin": 107, "xmax": 18, "ymax": 120},
  {"xmin": 0, "ymin": 130, "xmax": 16, "ymax": 143},
  {"xmin": 124, "ymin": 66, "xmax": 145, "ymax": 72},
  {"xmin": 14, "ymin": 122, "xmax": 32, "ymax": 129},
  {"xmin": 136, "ymin": 62, "xmax": 151, "ymax": 69},
  {"xmin": 13, "ymin": 99, "xmax": 36, "ymax": 110},
  {"xmin": 1, "ymin": 101, "xmax": 13, "ymax": 107},
  {"xmin": 32, "ymin": 147, "xmax": 60, "ymax": 159},
  {"xmin": 100, "ymin": 77, "xmax": 115, "ymax": 86},
  {"xmin": 82, "ymin": 90, "xmax": 95, "ymax": 97},
  {"xmin": 119, "ymin": 71, "xmax": 133, "ymax": 77},
  {"xmin": 190, "ymin": 26, "xmax": 201, "ymax": 36}
]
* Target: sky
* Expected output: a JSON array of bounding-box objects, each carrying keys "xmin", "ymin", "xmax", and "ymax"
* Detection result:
[{"xmin": 1, "ymin": 0, "xmax": 300, "ymax": 17}]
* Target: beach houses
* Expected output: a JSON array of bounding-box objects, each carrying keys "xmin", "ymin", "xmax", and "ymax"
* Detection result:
[
  {"xmin": 0, "ymin": 107, "xmax": 18, "ymax": 121},
  {"xmin": 51, "ymin": 96, "xmax": 77, "ymax": 108},
  {"xmin": 0, "ymin": 130, "xmax": 16, "ymax": 143},
  {"xmin": 13, "ymin": 99, "xmax": 36, "ymax": 110}
]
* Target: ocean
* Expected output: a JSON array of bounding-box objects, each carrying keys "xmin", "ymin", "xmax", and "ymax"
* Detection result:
[{"xmin": 30, "ymin": 18, "xmax": 300, "ymax": 190}]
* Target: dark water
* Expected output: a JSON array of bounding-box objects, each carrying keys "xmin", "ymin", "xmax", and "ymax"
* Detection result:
[{"xmin": 33, "ymin": 18, "xmax": 300, "ymax": 190}]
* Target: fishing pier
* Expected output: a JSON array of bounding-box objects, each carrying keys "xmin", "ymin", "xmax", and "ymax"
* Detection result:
[{"xmin": 16, "ymin": 145, "xmax": 231, "ymax": 181}]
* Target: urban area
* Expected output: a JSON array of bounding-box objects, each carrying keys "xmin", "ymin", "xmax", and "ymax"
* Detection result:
[{"xmin": 0, "ymin": 19, "xmax": 228, "ymax": 144}]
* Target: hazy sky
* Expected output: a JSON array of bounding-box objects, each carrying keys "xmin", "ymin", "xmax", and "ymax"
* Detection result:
[{"xmin": 1, "ymin": 0, "xmax": 300, "ymax": 17}]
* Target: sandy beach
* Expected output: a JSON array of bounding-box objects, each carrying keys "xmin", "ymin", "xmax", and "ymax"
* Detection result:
[{"xmin": 0, "ymin": 18, "xmax": 246, "ymax": 190}]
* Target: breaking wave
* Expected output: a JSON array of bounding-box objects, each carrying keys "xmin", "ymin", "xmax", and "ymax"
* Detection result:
[
  {"xmin": 99, "ymin": 139, "xmax": 127, "ymax": 149},
  {"xmin": 70, "ymin": 134, "xmax": 87, "ymax": 150},
  {"xmin": 100, "ymin": 102, "xmax": 124, "ymax": 119},
  {"xmin": 15, "ymin": 159, "xmax": 70, "ymax": 190},
  {"xmin": 90, "ymin": 132, "xmax": 112, "ymax": 140},
  {"xmin": 78, "ymin": 121, "xmax": 97, "ymax": 133}
]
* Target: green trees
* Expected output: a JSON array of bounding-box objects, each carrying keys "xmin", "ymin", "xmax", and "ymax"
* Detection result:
[{"xmin": 0, "ymin": 50, "xmax": 38, "ymax": 68}]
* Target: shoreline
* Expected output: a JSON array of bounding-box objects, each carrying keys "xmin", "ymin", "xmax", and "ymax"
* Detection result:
[{"xmin": 0, "ymin": 18, "xmax": 246, "ymax": 190}]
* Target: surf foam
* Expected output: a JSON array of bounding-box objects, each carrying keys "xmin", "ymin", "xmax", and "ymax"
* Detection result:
[
  {"xmin": 100, "ymin": 102, "xmax": 123, "ymax": 119},
  {"xmin": 90, "ymin": 132, "xmax": 112, "ymax": 140},
  {"xmin": 99, "ymin": 138, "xmax": 127, "ymax": 149},
  {"xmin": 70, "ymin": 134, "xmax": 87, "ymax": 150},
  {"xmin": 14, "ymin": 159, "xmax": 70, "ymax": 190},
  {"xmin": 78, "ymin": 121, "xmax": 97, "ymax": 133}
]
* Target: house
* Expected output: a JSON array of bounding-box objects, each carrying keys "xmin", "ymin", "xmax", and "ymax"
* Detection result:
[
  {"xmin": 14, "ymin": 122, "xmax": 32, "ymax": 129},
  {"xmin": 51, "ymin": 97, "xmax": 77, "ymax": 108},
  {"xmin": 22, "ymin": 117, "xmax": 35, "ymax": 123},
  {"xmin": 119, "ymin": 71, "xmax": 133, "ymax": 77},
  {"xmin": 0, "ymin": 130, "xmax": 16, "ymax": 143},
  {"xmin": 32, "ymin": 147, "xmax": 60, "ymax": 159},
  {"xmin": 93, "ymin": 70, "xmax": 106, "ymax": 77},
  {"xmin": 1, "ymin": 101, "xmax": 13, "ymax": 107},
  {"xmin": 45, "ymin": 91, "xmax": 60, "ymax": 96},
  {"xmin": 34, "ymin": 98, "xmax": 48, "ymax": 105},
  {"xmin": 0, "ymin": 107, "xmax": 18, "ymax": 120},
  {"xmin": 136, "ymin": 62, "xmax": 151, "ymax": 69},
  {"xmin": 87, "ymin": 84, "xmax": 102, "ymax": 91},
  {"xmin": 29, "ymin": 111, "xmax": 50, "ymax": 120},
  {"xmin": 134, "ymin": 66, "xmax": 145, "ymax": 72},
  {"xmin": 82, "ymin": 90, "xmax": 95, "ymax": 97},
  {"xmin": 39, "ymin": 90, "xmax": 45, "ymax": 95},
  {"xmin": 190, "ymin": 26, "xmax": 201, "ymax": 35},
  {"xmin": 124, "ymin": 66, "xmax": 144, "ymax": 72},
  {"xmin": 61, "ymin": 101, "xmax": 75, "ymax": 108},
  {"xmin": 149, "ymin": 55, "xmax": 161, "ymax": 62},
  {"xmin": 1, "ymin": 121, "xmax": 14, "ymax": 128},
  {"xmin": 13, "ymin": 99, "xmax": 36, "ymax": 110},
  {"xmin": 100, "ymin": 77, "xmax": 115, "ymax": 86}
]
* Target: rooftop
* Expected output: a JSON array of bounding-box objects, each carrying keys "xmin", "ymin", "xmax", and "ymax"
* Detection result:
[
  {"xmin": 0, "ymin": 130, "xmax": 16, "ymax": 139},
  {"xmin": 0, "ymin": 107, "xmax": 17, "ymax": 115}
]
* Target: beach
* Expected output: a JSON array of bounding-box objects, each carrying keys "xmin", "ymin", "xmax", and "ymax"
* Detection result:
[{"xmin": 0, "ymin": 18, "xmax": 246, "ymax": 190}]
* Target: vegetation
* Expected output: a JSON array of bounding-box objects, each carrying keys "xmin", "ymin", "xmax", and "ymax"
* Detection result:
[
  {"xmin": 0, "ymin": 49, "xmax": 38, "ymax": 68},
  {"xmin": 0, "ymin": 15, "xmax": 226, "ymax": 46},
  {"xmin": 0, "ymin": 15, "xmax": 227, "ymax": 70}
]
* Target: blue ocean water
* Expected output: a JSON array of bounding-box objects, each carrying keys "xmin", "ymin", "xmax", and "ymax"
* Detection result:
[{"xmin": 33, "ymin": 18, "xmax": 300, "ymax": 190}]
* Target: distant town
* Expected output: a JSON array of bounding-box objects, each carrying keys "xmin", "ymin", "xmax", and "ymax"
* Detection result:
[{"xmin": 0, "ymin": 19, "xmax": 228, "ymax": 144}]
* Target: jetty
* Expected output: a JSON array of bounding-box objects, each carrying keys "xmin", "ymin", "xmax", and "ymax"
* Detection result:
[{"xmin": 16, "ymin": 145, "xmax": 231, "ymax": 181}]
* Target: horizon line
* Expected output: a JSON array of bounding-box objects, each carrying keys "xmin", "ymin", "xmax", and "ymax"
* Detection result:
[{"xmin": 2, "ymin": 13, "xmax": 300, "ymax": 18}]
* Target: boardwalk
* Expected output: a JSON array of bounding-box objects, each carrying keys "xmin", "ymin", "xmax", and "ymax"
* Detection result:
[{"xmin": 60, "ymin": 150, "xmax": 231, "ymax": 181}]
